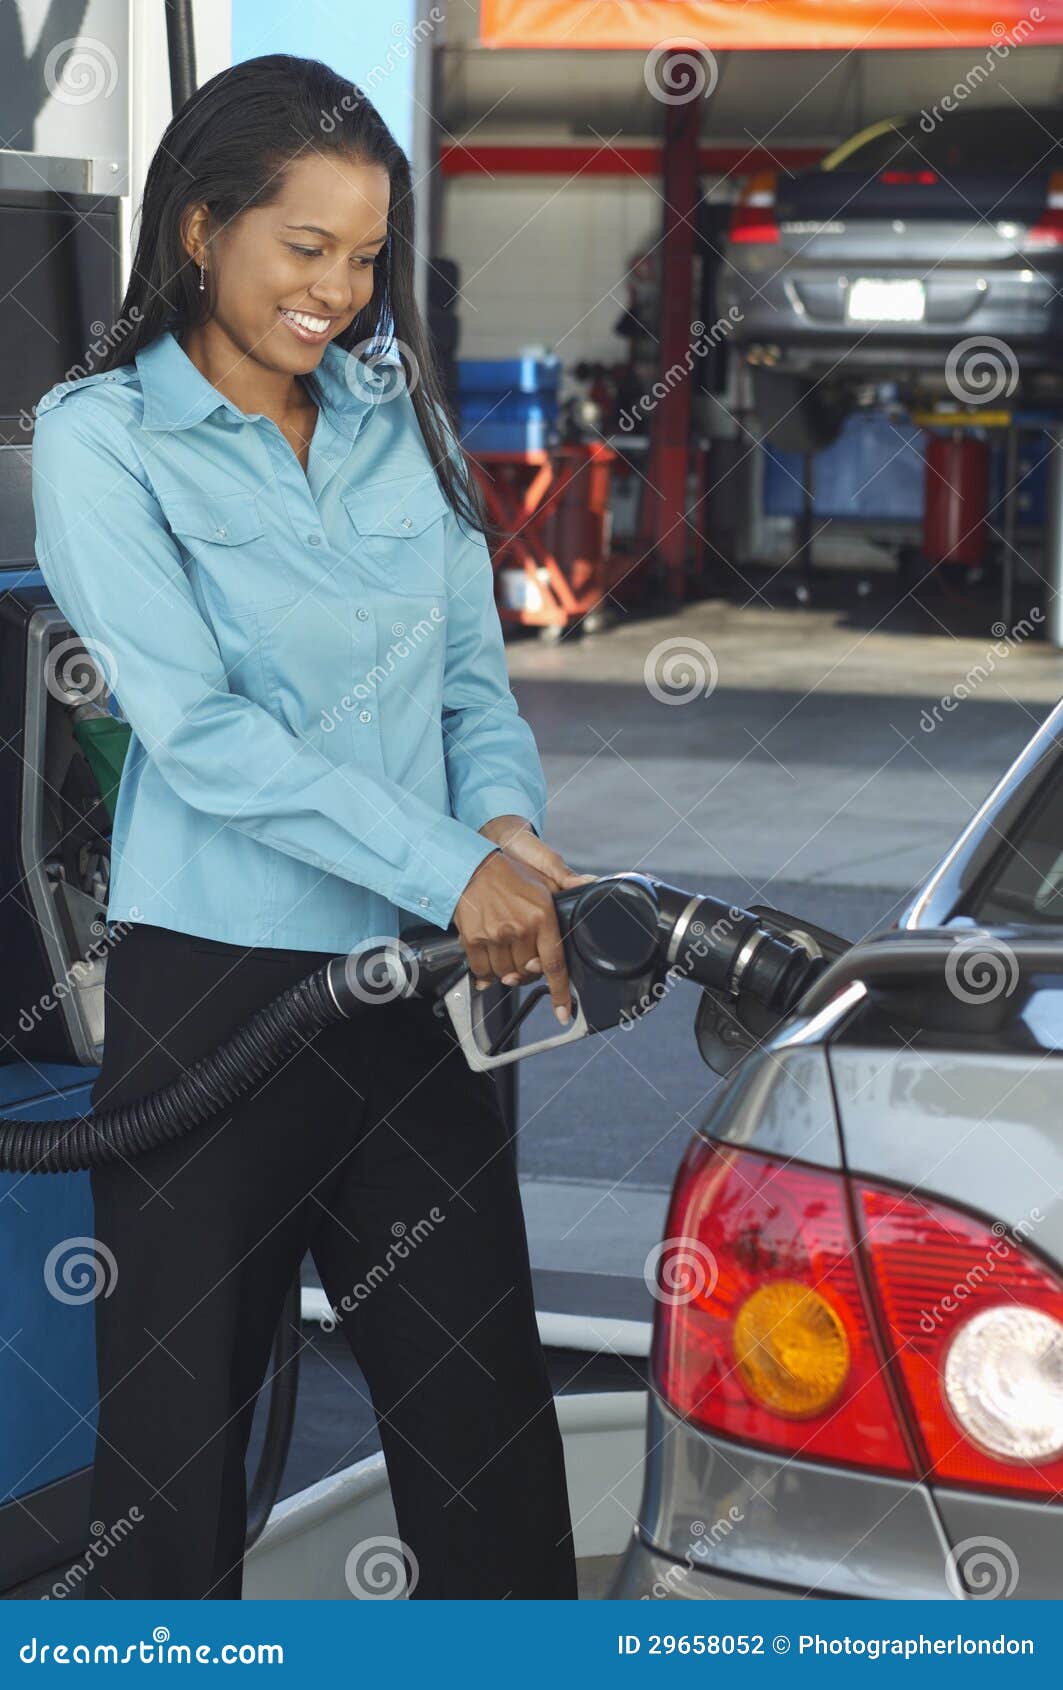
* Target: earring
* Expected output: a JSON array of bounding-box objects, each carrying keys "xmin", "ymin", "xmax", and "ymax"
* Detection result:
[{"xmin": 198, "ymin": 261, "xmax": 205, "ymax": 293}]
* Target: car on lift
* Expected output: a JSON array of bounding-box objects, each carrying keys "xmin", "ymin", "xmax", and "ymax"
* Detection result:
[
  {"xmin": 611, "ymin": 697, "xmax": 1063, "ymax": 1600},
  {"xmin": 723, "ymin": 106, "xmax": 1063, "ymax": 451}
]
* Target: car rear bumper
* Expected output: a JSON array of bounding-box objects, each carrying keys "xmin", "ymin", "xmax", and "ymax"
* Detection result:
[
  {"xmin": 722, "ymin": 263, "xmax": 1063, "ymax": 379},
  {"xmin": 609, "ymin": 1531, "xmax": 805, "ymax": 1601}
]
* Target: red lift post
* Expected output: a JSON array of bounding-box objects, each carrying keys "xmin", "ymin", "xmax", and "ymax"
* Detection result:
[{"xmin": 640, "ymin": 57, "xmax": 702, "ymax": 606}]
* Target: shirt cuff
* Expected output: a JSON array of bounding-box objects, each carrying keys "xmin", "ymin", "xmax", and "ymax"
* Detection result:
[
  {"xmin": 452, "ymin": 784, "xmax": 546, "ymax": 840},
  {"xmin": 397, "ymin": 813, "xmax": 502, "ymax": 931}
]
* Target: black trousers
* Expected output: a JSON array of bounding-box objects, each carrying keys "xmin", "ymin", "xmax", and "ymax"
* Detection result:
[{"xmin": 78, "ymin": 921, "xmax": 577, "ymax": 1600}]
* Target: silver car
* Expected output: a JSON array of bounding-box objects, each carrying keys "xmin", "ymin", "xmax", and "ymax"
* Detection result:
[
  {"xmin": 723, "ymin": 105, "xmax": 1063, "ymax": 451},
  {"xmin": 611, "ymin": 700, "xmax": 1063, "ymax": 1601}
]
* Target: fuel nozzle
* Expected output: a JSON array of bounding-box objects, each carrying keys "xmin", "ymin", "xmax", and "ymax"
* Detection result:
[
  {"xmin": 345, "ymin": 872, "xmax": 831, "ymax": 1073},
  {"xmin": 656, "ymin": 886, "xmax": 826, "ymax": 1013},
  {"xmin": 563, "ymin": 874, "xmax": 824, "ymax": 1014}
]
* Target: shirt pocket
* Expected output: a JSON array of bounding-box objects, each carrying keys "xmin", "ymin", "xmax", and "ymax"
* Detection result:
[
  {"xmin": 340, "ymin": 476, "xmax": 449, "ymax": 599},
  {"xmin": 157, "ymin": 489, "xmax": 292, "ymax": 612}
]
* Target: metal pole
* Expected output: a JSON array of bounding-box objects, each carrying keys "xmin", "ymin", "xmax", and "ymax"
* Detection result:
[{"xmin": 1044, "ymin": 425, "xmax": 1063, "ymax": 649}]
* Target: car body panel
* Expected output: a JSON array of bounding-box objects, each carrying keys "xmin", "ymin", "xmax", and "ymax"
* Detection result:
[
  {"xmin": 698, "ymin": 1042, "xmax": 842, "ymax": 1168},
  {"xmin": 611, "ymin": 1532, "xmax": 803, "ymax": 1601},
  {"xmin": 829, "ymin": 1044, "xmax": 1063, "ymax": 1266},
  {"xmin": 625, "ymin": 1395, "xmax": 956, "ymax": 1600},
  {"xmin": 612, "ymin": 700, "xmax": 1063, "ymax": 1601}
]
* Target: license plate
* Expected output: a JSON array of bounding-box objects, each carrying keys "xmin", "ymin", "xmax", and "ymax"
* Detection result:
[{"xmin": 846, "ymin": 277, "xmax": 926, "ymax": 322}]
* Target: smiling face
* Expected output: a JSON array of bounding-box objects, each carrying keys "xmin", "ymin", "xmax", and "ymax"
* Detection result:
[{"xmin": 184, "ymin": 151, "xmax": 392, "ymax": 377}]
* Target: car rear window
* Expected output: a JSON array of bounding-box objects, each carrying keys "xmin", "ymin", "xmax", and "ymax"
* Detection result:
[
  {"xmin": 829, "ymin": 110, "xmax": 1063, "ymax": 174},
  {"xmin": 963, "ymin": 769, "xmax": 1063, "ymax": 925}
]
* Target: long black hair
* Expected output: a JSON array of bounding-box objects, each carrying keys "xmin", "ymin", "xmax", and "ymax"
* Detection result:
[{"xmin": 97, "ymin": 53, "xmax": 488, "ymax": 539}]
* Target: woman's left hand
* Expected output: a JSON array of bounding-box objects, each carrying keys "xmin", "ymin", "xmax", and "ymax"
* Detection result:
[{"xmin": 477, "ymin": 814, "xmax": 595, "ymax": 988}]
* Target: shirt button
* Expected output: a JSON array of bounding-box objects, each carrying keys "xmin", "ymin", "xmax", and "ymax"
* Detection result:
[
  {"xmin": 401, "ymin": 517, "xmax": 413, "ymax": 529},
  {"xmin": 356, "ymin": 607, "xmax": 369, "ymax": 621},
  {"xmin": 418, "ymin": 896, "xmax": 431, "ymax": 908},
  {"xmin": 307, "ymin": 533, "xmax": 322, "ymax": 547},
  {"xmin": 358, "ymin": 709, "xmax": 372, "ymax": 723},
  {"xmin": 215, "ymin": 526, "xmax": 228, "ymax": 538}
]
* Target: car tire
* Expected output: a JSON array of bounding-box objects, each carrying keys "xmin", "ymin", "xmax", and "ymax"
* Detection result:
[{"xmin": 751, "ymin": 369, "xmax": 847, "ymax": 454}]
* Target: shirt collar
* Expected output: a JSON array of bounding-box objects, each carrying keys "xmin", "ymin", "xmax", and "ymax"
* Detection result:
[{"xmin": 136, "ymin": 326, "xmax": 386, "ymax": 437}]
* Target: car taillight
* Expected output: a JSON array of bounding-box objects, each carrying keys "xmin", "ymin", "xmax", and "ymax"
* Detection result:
[
  {"xmin": 858, "ymin": 1186, "xmax": 1063, "ymax": 1499},
  {"xmin": 650, "ymin": 1141, "xmax": 915, "ymax": 1475},
  {"xmin": 730, "ymin": 170, "xmax": 780, "ymax": 244},
  {"xmin": 1023, "ymin": 170, "xmax": 1063, "ymax": 250}
]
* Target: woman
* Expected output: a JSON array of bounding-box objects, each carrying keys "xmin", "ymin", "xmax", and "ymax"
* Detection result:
[{"xmin": 30, "ymin": 54, "xmax": 587, "ymax": 1601}]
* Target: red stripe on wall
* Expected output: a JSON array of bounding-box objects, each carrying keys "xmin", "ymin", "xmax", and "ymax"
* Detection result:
[{"xmin": 440, "ymin": 143, "xmax": 826, "ymax": 178}]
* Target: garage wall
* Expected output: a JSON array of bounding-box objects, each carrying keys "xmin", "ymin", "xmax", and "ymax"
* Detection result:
[{"xmin": 442, "ymin": 173, "xmax": 664, "ymax": 367}]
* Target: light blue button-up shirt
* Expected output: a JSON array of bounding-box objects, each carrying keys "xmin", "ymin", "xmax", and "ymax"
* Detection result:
[{"xmin": 30, "ymin": 328, "xmax": 547, "ymax": 952}]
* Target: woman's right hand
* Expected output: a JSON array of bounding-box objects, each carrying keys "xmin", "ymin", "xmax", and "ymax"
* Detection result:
[{"xmin": 454, "ymin": 851, "xmax": 574, "ymax": 1023}]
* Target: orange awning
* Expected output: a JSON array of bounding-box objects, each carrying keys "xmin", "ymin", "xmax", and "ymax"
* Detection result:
[{"xmin": 480, "ymin": 0, "xmax": 1062, "ymax": 52}]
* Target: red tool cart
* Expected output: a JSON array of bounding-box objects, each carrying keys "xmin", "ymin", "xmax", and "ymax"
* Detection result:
[{"xmin": 468, "ymin": 441, "xmax": 634, "ymax": 640}]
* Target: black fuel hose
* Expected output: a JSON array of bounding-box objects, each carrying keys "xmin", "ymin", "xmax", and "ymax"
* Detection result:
[
  {"xmin": 0, "ymin": 964, "xmax": 351, "ymax": 1175},
  {"xmin": 0, "ymin": 875, "xmax": 823, "ymax": 1175}
]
